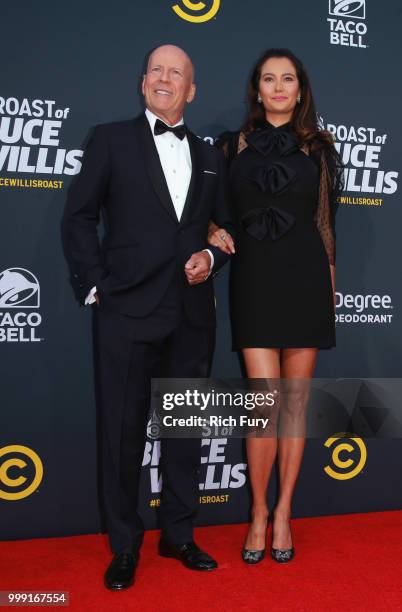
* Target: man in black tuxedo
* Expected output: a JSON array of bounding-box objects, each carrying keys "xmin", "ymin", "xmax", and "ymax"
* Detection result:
[{"xmin": 62, "ymin": 45, "xmax": 234, "ymax": 590}]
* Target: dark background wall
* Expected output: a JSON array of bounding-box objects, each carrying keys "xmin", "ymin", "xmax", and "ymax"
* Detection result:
[{"xmin": 1, "ymin": 0, "xmax": 401, "ymax": 540}]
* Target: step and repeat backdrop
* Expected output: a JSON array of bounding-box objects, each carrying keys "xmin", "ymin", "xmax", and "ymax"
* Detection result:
[{"xmin": 1, "ymin": 0, "xmax": 401, "ymax": 540}]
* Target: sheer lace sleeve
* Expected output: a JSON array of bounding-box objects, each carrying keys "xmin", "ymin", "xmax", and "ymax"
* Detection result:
[
  {"xmin": 215, "ymin": 131, "xmax": 244, "ymax": 164},
  {"xmin": 316, "ymin": 145, "xmax": 344, "ymax": 265}
]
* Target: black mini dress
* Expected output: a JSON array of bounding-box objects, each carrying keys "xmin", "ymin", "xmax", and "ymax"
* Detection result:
[{"xmin": 221, "ymin": 121, "xmax": 340, "ymax": 350}]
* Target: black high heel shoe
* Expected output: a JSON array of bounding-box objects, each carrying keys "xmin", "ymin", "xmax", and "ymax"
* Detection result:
[
  {"xmin": 242, "ymin": 547, "xmax": 266, "ymax": 564},
  {"xmin": 270, "ymin": 512, "xmax": 295, "ymax": 563},
  {"xmin": 241, "ymin": 515, "xmax": 269, "ymax": 564},
  {"xmin": 270, "ymin": 546, "xmax": 294, "ymax": 563}
]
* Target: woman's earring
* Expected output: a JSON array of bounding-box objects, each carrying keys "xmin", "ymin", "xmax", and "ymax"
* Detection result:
[
  {"xmin": 257, "ymin": 93, "xmax": 262, "ymax": 103},
  {"xmin": 297, "ymin": 94, "xmax": 301, "ymax": 103}
]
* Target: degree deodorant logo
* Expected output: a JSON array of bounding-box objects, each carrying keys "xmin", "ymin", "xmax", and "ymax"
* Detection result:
[
  {"xmin": 172, "ymin": 0, "xmax": 220, "ymax": 23},
  {"xmin": 324, "ymin": 434, "xmax": 367, "ymax": 480},
  {"xmin": 0, "ymin": 445, "xmax": 44, "ymax": 500},
  {"xmin": 335, "ymin": 291, "xmax": 394, "ymax": 325}
]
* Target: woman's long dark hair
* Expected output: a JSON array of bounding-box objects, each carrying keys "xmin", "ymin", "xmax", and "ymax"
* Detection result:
[
  {"xmin": 243, "ymin": 48, "xmax": 332, "ymax": 152},
  {"xmin": 242, "ymin": 48, "xmax": 344, "ymax": 198}
]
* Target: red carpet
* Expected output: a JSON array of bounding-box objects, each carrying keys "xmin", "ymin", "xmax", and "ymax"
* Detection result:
[{"xmin": 1, "ymin": 511, "xmax": 402, "ymax": 611}]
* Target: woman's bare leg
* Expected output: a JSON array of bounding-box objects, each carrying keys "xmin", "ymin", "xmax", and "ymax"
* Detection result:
[
  {"xmin": 242, "ymin": 348, "xmax": 280, "ymax": 550},
  {"xmin": 272, "ymin": 348, "xmax": 317, "ymax": 550}
]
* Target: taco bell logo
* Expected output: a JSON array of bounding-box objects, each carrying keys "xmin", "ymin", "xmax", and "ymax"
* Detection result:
[
  {"xmin": 0, "ymin": 268, "xmax": 40, "ymax": 307},
  {"xmin": 329, "ymin": 0, "xmax": 365, "ymax": 19},
  {"xmin": 0, "ymin": 268, "xmax": 43, "ymax": 342},
  {"xmin": 327, "ymin": 0, "xmax": 368, "ymax": 48}
]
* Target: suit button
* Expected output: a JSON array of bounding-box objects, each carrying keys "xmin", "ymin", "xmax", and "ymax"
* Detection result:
[
  {"xmin": 73, "ymin": 274, "xmax": 78, "ymax": 278},
  {"xmin": 179, "ymin": 229, "xmax": 184, "ymax": 234},
  {"xmin": 79, "ymin": 283, "xmax": 84, "ymax": 289}
]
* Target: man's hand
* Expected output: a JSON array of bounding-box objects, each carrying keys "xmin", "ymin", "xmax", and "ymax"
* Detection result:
[{"xmin": 184, "ymin": 251, "xmax": 212, "ymax": 285}]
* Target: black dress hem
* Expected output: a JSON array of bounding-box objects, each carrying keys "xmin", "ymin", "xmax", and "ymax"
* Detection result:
[{"xmin": 232, "ymin": 343, "xmax": 336, "ymax": 351}]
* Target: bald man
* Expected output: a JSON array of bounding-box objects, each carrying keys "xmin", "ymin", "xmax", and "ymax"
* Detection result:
[{"xmin": 62, "ymin": 45, "xmax": 234, "ymax": 589}]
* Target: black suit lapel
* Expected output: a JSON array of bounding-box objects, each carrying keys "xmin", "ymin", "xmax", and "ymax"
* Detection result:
[
  {"xmin": 179, "ymin": 130, "xmax": 203, "ymax": 226},
  {"xmin": 137, "ymin": 114, "xmax": 179, "ymax": 223}
]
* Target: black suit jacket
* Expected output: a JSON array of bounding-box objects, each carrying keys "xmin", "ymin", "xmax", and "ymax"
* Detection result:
[{"xmin": 61, "ymin": 113, "xmax": 234, "ymax": 326}]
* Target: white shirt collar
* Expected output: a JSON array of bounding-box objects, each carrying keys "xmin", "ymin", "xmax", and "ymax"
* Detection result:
[{"xmin": 145, "ymin": 108, "xmax": 184, "ymax": 132}]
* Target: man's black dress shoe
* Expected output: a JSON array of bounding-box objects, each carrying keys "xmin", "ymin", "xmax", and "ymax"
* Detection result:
[
  {"xmin": 159, "ymin": 539, "xmax": 218, "ymax": 571},
  {"xmin": 104, "ymin": 553, "xmax": 137, "ymax": 590}
]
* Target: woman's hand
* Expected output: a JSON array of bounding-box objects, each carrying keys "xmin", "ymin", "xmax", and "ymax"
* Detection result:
[{"xmin": 207, "ymin": 221, "xmax": 235, "ymax": 255}]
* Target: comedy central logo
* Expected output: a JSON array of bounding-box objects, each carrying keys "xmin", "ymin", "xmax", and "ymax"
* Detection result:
[
  {"xmin": 172, "ymin": 0, "xmax": 220, "ymax": 23},
  {"xmin": 324, "ymin": 434, "xmax": 367, "ymax": 480},
  {"xmin": 0, "ymin": 445, "xmax": 44, "ymax": 500},
  {"xmin": 0, "ymin": 268, "xmax": 43, "ymax": 342},
  {"xmin": 329, "ymin": 0, "xmax": 365, "ymax": 19}
]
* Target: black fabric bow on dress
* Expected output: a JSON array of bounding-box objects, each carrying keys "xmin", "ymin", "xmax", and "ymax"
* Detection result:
[
  {"xmin": 154, "ymin": 119, "xmax": 187, "ymax": 140},
  {"xmin": 241, "ymin": 206, "xmax": 295, "ymax": 241},
  {"xmin": 246, "ymin": 128, "xmax": 299, "ymax": 157},
  {"xmin": 250, "ymin": 162, "xmax": 297, "ymax": 195}
]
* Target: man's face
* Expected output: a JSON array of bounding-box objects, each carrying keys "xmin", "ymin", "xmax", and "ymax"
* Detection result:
[{"xmin": 142, "ymin": 45, "xmax": 195, "ymax": 125}]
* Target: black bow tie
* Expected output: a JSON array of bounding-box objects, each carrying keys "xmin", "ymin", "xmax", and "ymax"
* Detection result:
[{"xmin": 154, "ymin": 119, "xmax": 187, "ymax": 140}]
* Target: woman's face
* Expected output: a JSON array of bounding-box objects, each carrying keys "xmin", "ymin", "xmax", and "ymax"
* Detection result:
[{"xmin": 258, "ymin": 57, "xmax": 300, "ymax": 119}]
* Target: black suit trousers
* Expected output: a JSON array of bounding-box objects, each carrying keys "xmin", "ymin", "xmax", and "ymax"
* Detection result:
[{"xmin": 95, "ymin": 278, "xmax": 215, "ymax": 554}]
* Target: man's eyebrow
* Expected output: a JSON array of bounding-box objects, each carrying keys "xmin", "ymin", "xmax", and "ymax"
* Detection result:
[{"xmin": 148, "ymin": 64, "xmax": 184, "ymax": 72}]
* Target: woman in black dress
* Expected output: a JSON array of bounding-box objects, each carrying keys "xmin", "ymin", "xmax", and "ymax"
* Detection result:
[{"xmin": 209, "ymin": 48, "xmax": 343, "ymax": 564}]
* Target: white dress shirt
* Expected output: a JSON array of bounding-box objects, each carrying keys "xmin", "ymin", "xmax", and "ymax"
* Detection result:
[
  {"xmin": 145, "ymin": 108, "xmax": 191, "ymax": 221},
  {"xmin": 85, "ymin": 109, "xmax": 213, "ymax": 304}
]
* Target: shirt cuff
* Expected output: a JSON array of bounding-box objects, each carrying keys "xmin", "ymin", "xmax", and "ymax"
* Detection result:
[
  {"xmin": 85, "ymin": 286, "xmax": 97, "ymax": 305},
  {"xmin": 202, "ymin": 249, "xmax": 214, "ymax": 278}
]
